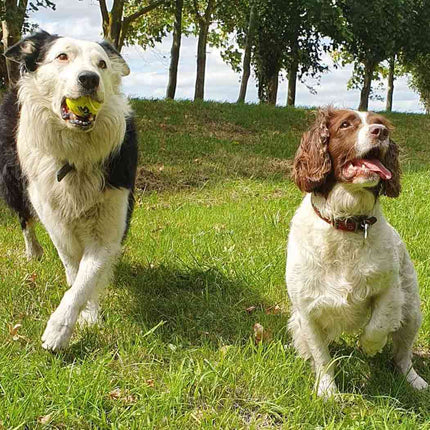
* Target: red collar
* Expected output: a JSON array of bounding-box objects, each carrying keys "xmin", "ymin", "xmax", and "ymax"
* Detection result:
[{"xmin": 312, "ymin": 201, "xmax": 377, "ymax": 234}]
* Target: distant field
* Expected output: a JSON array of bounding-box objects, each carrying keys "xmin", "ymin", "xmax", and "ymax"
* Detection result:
[{"xmin": 2, "ymin": 100, "xmax": 430, "ymax": 428}]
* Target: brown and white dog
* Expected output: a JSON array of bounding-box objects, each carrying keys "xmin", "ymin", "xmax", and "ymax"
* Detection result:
[{"xmin": 286, "ymin": 108, "xmax": 428, "ymax": 397}]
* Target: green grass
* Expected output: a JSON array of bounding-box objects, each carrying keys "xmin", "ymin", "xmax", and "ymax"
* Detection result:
[{"xmin": 2, "ymin": 100, "xmax": 430, "ymax": 428}]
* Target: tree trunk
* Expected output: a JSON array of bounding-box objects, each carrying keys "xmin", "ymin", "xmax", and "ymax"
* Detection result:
[
  {"xmin": 107, "ymin": 0, "xmax": 125, "ymax": 49},
  {"xmin": 166, "ymin": 0, "xmax": 183, "ymax": 99},
  {"xmin": 267, "ymin": 72, "xmax": 279, "ymax": 105},
  {"xmin": 237, "ymin": 0, "xmax": 257, "ymax": 103},
  {"xmin": 0, "ymin": 53, "xmax": 8, "ymax": 88},
  {"xmin": 2, "ymin": 0, "xmax": 27, "ymax": 86},
  {"xmin": 194, "ymin": 21, "xmax": 209, "ymax": 100},
  {"xmin": 386, "ymin": 56, "xmax": 395, "ymax": 112},
  {"xmin": 99, "ymin": 0, "xmax": 166, "ymax": 51},
  {"xmin": 358, "ymin": 61, "xmax": 374, "ymax": 111},
  {"xmin": 287, "ymin": 58, "xmax": 298, "ymax": 106}
]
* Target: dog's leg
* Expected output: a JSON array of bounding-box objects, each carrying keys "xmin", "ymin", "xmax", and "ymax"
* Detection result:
[
  {"xmin": 45, "ymin": 224, "xmax": 82, "ymax": 287},
  {"xmin": 392, "ymin": 311, "xmax": 428, "ymax": 390},
  {"xmin": 41, "ymin": 243, "xmax": 120, "ymax": 350},
  {"xmin": 41, "ymin": 188, "xmax": 129, "ymax": 351},
  {"xmin": 78, "ymin": 297, "xmax": 100, "ymax": 326},
  {"xmin": 20, "ymin": 217, "xmax": 43, "ymax": 260},
  {"xmin": 55, "ymin": 241, "xmax": 82, "ymax": 287},
  {"xmin": 288, "ymin": 309, "xmax": 311, "ymax": 359},
  {"xmin": 360, "ymin": 286, "xmax": 402, "ymax": 357},
  {"xmin": 297, "ymin": 314, "xmax": 337, "ymax": 398},
  {"xmin": 392, "ymin": 260, "xmax": 428, "ymax": 390}
]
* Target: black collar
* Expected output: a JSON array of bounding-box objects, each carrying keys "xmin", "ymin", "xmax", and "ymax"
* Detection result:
[
  {"xmin": 56, "ymin": 163, "xmax": 74, "ymax": 182},
  {"xmin": 311, "ymin": 201, "xmax": 377, "ymax": 236}
]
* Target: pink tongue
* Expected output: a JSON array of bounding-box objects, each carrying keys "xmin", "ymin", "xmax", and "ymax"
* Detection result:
[{"xmin": 361, "ymin": 159, "xmax": 392, "ymax": 180}]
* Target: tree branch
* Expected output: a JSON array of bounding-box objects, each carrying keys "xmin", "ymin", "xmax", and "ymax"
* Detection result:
[
  {"xmin": 192, "ymin": 0, "xmax": 203, "ymax": 24},
  {"xmin": 204, "ymin": 0, "xmax": 214, "ymax": 22},
  {"xmin": 123, "ymin": 0, "xmax": 166, "ymax": 25},
  {"xmin": 98, "ymin": 0, "xmax": 109, "ymax": 26}
]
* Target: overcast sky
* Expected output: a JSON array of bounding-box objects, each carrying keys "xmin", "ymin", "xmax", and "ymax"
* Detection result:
[{"xmin": 30, "ymin": 0, "xmax": 424, "ymax": 113}]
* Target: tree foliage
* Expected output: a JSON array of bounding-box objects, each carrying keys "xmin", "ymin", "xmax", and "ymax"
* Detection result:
[
  {"xmin": 98, "ymin": 0, "xmax": 168, "ymax": 51},
  {"xmin": 408, "ymin": 54, "xmax": 430, "ymax": 112},
  {"xmin": 331, "ymin": 0, "xmax": 419, "ymax": 109},
  {"xmin": 251, "ymin": 0, "xmax": 329, "ymax": 104}
]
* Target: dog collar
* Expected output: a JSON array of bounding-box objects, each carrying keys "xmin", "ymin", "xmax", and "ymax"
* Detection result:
[
  {"xmin": 57, "ymin": 163, "xmax": 75, "ymax": 182},
  {"xmin": 312, "ymin": 201, "xmax": 377, "ymax": 238}
]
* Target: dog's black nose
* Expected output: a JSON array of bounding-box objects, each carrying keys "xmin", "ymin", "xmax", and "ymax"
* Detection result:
[
  {"xmin": 369, "ymin": 124, "xmax": 389, "ymax": 140},
  {"xmin": 78, "ymin": 71, "xmax": 100, "ymax": 91}
]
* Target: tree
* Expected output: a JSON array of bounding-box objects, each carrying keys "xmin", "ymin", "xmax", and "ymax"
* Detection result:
[
  {"xmin": 251, "ymin": 0, "xmax": 328, "ymax": 106},
  {"xmin": 98, "ymin": 0, "xmax": 167, "ymax": 51},
  {"xmin": 1, "ymin": 0, "xmax": 55, "ymax": 86},
  {"xmin": 252, "ymin": 0, "xmax": 288, "ymax": 104},
  {"xmin": 166, "ymin": 0, "xmax": 184, "ymax": 99},
  {"xmin": 237, "ymin": 0, "xmax": 257, "ymax": 103},
  {"xmin": 283, "ymin": 2, "xmax": 330, "ymax": 107},
  {"xmin": 397, "ymin": 0, "xmax": 430, "ymax": 112},
  {"xmin": 332, "ymin": 0, "xmax": 411, "ymax": 111},
  {"xmin": 408, "ymin": 54, "xmax": 430, "ymax": 113},
  {"xmin": 191, "ymin": 0, "xmax": 215, "ymax": 100}
]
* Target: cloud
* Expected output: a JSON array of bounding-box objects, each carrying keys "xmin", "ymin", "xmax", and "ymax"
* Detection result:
[{"xmin": 30, "ymin": 0, "xmax": 424, "ymax": 113}]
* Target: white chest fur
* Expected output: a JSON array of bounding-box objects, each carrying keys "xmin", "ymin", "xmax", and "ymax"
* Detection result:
[
  {"xmin": 16, "ymin": 93, "xmax": 129, "ymax": 222},
  {"xmin": 286, "ymin": 192, "xmax": 403, "ymax": 338}
]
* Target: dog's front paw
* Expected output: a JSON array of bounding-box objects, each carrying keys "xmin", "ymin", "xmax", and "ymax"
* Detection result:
[
  {"xmin": 360, "ymin": 331, "xmax": 387, "ymax": 357},
  {"xmin": 406, "ymin": 370, "xmax": 429, "ymax": 390},
  {"xmin": 410, "ymin": 374, "xmax": 429, "ymax": 390},
  {"xmin": 41, "ymin": 317, "xmax": 73, "ymax": 351},
  {"xmin": 78, "ymin": 302, "xmax": 100, "ymax": 327},
  {"xmin": 316, "ymin": 374, "xmax": 338, "ymax": 399}
]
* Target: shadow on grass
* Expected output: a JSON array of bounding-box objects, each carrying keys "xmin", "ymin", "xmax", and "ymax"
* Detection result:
[
  {"xmin": 328, "ymin": 341, "xmax": 430, "ymax": 410},
  {"xmin": 114, "ymin": 261, "xmax": 287, "ymax": 348}
]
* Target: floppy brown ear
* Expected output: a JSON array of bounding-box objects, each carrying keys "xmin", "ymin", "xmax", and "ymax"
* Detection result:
[
  {"xmin": 292, "ymin": 109, "xmax": 332, "ymax": 192},
  {"xmin": 381, "ymin": 139, "xmax": 401, "ymax": 197}
]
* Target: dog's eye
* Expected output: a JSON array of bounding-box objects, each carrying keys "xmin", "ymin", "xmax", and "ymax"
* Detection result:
[
  {"xmin": 340, "ymin": 121, "xmax": 350, "ymax": 129},
  {"xmin": 57, "ymin": 53, "xmax": 69, "ymax": 62},
  {"xmin": 98, "ymin": 60, "xmax": 107, "ymax": 69}
]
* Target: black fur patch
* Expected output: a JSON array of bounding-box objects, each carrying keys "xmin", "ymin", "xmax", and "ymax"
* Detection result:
[
  {"xmin": 98, "ymin": 40, "xmax": 130, "ymax": 76},
  {"xmin": 5, "ymin": 30, "xmax": 60, "ymax": 73},
  {"xmin": 0, "ymin": 89, "xmax": 33, "ymax": 229},
  {"xmin": 104, "ymin": 116, "xmax": 138, "ymax": 238}
]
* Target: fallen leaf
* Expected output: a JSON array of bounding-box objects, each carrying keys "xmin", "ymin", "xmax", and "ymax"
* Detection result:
[
  {"xmin": 38, "ymin": 414, "xmax": 52, "ymax": 424},
  {"xmin": 245, "ymin": 305, "xmax": 257, "ymax": 314},
  {"xmin": 9, "ymin": 323, "xmax": 23, "ymax": 341},
  {"xmin": 108, "ymin": 388, "xmax": 137, "ymax": 404},
  {"xmin": 146, "ymin": 379, "xmax": 155, "ymax": 388},
  {"xmin": 24, "ymin": 272, "xmax": 37, "ymax": 288},
  {"xmin": 265, "ymin": 304, "xmax": 281, "ymax": 315}
]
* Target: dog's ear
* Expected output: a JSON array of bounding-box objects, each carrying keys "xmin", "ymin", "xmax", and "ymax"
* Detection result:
[
  {"xmin": 292, "ymin": 109, "xmax": 332, "ymax": 193},
  {"xmin": 99, "ymin": 41, "xmax": 130, "ymax": 77},
  {"xmin": 381, "ymin": 139, "xmax": 401, "ymax": 197},
  {"xmin": 4, "ymin": 30, "xmax": 58, "ymax": 72}
]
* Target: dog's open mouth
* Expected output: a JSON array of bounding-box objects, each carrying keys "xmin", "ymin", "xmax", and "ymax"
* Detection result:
[
  {"xmin": 61, "ymin": 97, "xmax": 97, "ymax": 129},
  {"xmin": 343, "ymin": 148, "xmax": 392, "ymax": 181}
]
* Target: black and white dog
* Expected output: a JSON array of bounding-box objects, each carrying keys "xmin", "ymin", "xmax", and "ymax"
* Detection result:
[{"xmin": 0, "ymin": 31, "xmax": 137, "ymax": 351}]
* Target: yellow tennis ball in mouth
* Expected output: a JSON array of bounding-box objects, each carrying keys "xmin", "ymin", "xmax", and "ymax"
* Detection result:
[{"xmin": 65, "ymin": 96, "xmax": 102, "ymax": 116}]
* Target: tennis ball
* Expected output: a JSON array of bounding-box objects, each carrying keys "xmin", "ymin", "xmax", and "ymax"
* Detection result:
[{"xmin": 65, "ymin": 97, "xmax": 102, "ymax": 116}]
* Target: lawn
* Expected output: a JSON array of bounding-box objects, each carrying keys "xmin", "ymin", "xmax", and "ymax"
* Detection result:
[{"xmin": 2, "ymin": 100, "xmax": 430, "ymax": 428}]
